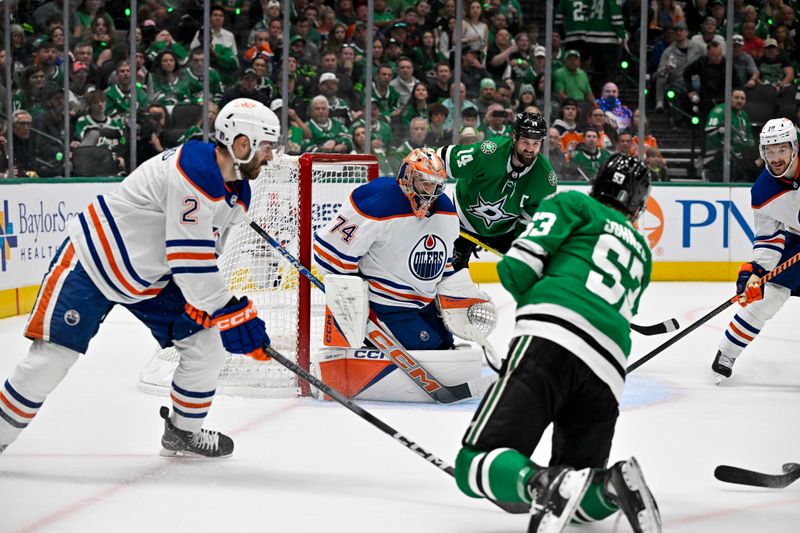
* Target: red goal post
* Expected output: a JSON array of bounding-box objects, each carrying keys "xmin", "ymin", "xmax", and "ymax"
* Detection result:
[{"xmin": 138, "ymin": 153, "xmax": 379, "ymax": 398}]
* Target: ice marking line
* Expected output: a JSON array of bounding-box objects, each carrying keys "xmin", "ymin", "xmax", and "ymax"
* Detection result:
[
  {"xmin": 11, "ymin": 400, "xmax": 301, "ymax": 533},
  {"xmin": 666, "ymin": 495, "xmax": 800, "ymax": 526}
]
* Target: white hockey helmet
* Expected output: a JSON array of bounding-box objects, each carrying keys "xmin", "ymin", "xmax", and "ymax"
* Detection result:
[
  {"xmin": 215, "ymin": 98, "xmax": 281, "ymax": 167},
  {"xmin": 759, "ymin": 117, "xmax": 798, "ymax": 178}
]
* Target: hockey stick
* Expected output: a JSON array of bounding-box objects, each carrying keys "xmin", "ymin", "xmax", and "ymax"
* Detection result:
[
  {"xmin": 459, "ymin": 231, "xmax": 680, "ymax": 336},
  {"xmin": 248, "ymin": 217, "xmax": 495, "ymax": 404},
  {"xmin": 263, "ymin": 342, "xmax": 529, "ymax": 514},
  {"xmin": 714, "ymin": 462, "xmax": 800, "ymax": 489},
  {"xmin": 627, "ymin": 251, "xmax": 800, "ymax": 373}
]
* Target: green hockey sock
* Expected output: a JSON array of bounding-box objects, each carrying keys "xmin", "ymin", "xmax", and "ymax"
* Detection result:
[
  {"xmin": 455, "ymin": 445, "xmax": 537, "ymax": 503},
  {"xmin": 572, "ymin": 471, "xmax": 619, "ymax": 523}
]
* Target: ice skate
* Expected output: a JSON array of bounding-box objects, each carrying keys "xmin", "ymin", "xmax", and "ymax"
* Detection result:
[
  {"xmin": 159, "ymin": 406, "xmax": 233, "ymax": 458},
  {"xmin": 0, "ymin": 444, "xmax": 6, "ymax": 454},
  {"xmin": 605, "ymin": 457, "xmax": 661, "ymax": 533},
  {"xmin": 712, "ymin": 350, "xmax": 735, "ymax": 384},
  {"xmin": 528, "ymin": 466, "xmax": 593, "ymax": 533}
]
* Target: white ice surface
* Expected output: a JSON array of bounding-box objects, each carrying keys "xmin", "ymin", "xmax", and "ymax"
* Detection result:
[{"xmin": 0, "ymin": 282, "xmax": 798, "ymax": 532}]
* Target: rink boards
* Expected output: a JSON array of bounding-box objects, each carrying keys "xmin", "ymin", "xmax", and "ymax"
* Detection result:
[{"xmin": 0, "ymin": 178, "xmax": 754, "ymax": 317}]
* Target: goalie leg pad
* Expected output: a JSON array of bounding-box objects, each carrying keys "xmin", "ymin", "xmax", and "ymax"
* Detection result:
[
  {"xmin": 371, "ymin": 303, "xmax": 453, "ymax": 350},
  {"xmin": 323, "ymin": 275, "xmax": 369, "ymax": 348}
]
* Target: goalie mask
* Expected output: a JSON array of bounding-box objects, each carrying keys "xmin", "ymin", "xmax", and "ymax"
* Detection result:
[
  {"xmin": 397, "ymin": 148, "xmax": 447, "ymax": 218},
  {"xmin": 759, "ymin": 117, "xmax": 799, "ymax": 179}
]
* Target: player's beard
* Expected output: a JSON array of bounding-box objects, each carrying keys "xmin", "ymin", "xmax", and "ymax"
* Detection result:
[
  {"xmin": 239, "ymin": 158, "xmax": 265, "ymax": 180},
  {"xmin": 513, "ymin": 143, "xmax": 538, "ymax": 167}
]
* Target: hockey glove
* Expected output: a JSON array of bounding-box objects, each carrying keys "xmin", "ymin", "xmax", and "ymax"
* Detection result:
[
  {"xmin": 736, "ymin": 262, "xmax": 767, "ymax": 307},
  {"xmin": 211, "ymin": 296, "xmax": 271, "ymax": 360}
]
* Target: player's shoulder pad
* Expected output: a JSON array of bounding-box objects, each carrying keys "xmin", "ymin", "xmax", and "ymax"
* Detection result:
[
  {"xmin": 751, "ymin": 168, "xmax": 795, "ymax": 209},
  {"xmin": 176, "ymin": 140, "xmax": 227, "ymax": 202},
  {"xmin": 350, "ymin": 177, "xmax": 414, "ymax": 219}
]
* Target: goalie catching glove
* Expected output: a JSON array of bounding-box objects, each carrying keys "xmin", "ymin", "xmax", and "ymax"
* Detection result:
[
  {"xmin": 210, "ymin": 296, "xmax": 271, "ymax": 360},
  {"xmin": 435, "ymin": 269, "xmax": 502, "ymax": 371}
]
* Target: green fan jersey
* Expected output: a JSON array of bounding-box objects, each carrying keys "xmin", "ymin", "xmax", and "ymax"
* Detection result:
[
  {"xmin": 498, "ymin": 190, "xmax": 652, "ymax": 400},
  {"xmin": 437, "ymin": 136, "xmax": 558, "ymax": 238}
]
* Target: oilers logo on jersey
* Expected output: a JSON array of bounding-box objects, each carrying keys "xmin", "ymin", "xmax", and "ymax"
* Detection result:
[{"xmin": 409, "ymin": 234, "xmax": 447, "ymax": 280}]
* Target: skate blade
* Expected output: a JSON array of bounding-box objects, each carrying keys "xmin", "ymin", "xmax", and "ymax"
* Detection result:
[
  {"xmin": 714, "ymin": 374, "xmax": 727, "ymax": 386},
  {"xmin": 622, "ymin": 458, "xmax": 662, "ymax": 533},
  {"xmin": 159, "ymin": 447, "xmax": 232, "ymax": 459},
  {"xmin": 534, "ymin": 469, "xmax": 593, "ymax": 533}
]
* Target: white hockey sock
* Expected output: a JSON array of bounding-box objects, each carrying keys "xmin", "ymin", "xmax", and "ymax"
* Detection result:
[
  {"xmin": 170, "ymin": 328, "xmax": 227, "ymax": 433},
  {"xmin": 719, "ymin": 284, "xmax": 790, "ymax": 358},
  {"xmin": 0, "ymin": 341, "xmax": 80, "ymax": 446}
]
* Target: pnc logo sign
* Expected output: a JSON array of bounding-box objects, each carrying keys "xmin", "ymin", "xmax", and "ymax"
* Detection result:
[
  {"xmin": 640, "ymin": 195, "xmax": 665, "ymax": 249},
  {"xmin": 0, "ymin": 200, "xmax": 19, "ymax": 272}
]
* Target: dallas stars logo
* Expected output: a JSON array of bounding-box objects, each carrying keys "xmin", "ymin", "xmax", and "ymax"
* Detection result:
[{"xmin": 467, "ymin": 194, "xmax": 516, "ymax": 228}]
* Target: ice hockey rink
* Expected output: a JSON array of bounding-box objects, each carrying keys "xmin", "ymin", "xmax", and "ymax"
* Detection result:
[{"xmin": 0, "ymin": 281, "xmax": 798, "ymax": 533}]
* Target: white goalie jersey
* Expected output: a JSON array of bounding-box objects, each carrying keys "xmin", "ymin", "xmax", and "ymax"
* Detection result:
[
  {"xmin": 66, "ymin": 141, "xmax": 248, "ymax": 312},
  {"xmin": 313, "ymin": 177, "xmax": 459, "ymax": 309}
]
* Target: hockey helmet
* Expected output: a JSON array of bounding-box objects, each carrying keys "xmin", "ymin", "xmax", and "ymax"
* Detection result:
[
  {"xmin": 513, "ymin": 111, "xmax": 547, "ymax": 140},
  {"xmin": 759, "ymin": 117, "xmax": 798, "ymax": 178},
  {"xmin": 397, "ymin": 148, "xmax": 447, "ymax": 218},
  {"xmin": 590, "ymin": 153, "xmax": 651, "ymax": 220},
  {"xmin": 215, "ymin": 98, "xmax": 280, "ymax": 172}
]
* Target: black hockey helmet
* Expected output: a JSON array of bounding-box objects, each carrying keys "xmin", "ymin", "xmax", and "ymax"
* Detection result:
[
  {"xmin": 590, "ymin": 153, "xmax": 651, "ymax": 219},
  {"xmin": 513, "ymin": 112, "xmax": 547, "ymax": 140}
]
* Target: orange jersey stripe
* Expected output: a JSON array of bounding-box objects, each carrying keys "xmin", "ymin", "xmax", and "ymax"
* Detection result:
[
  {"xmin": 25, "ymin": 244, "xmax": 76, "ymax": 339},
  {"xmin": 170, "ymin": 392, "xmax": 213, "ymax": 410},
  {"xmin": 368, "ymin": 280, "xmax": 433, "ymax": 303},
  {"xmin": 313, "ymin": 244, "xmax": 358, "ymax": 270},
  {"xmin": 166, "ymin": 252, "xmax": 217, "ymax": 261},
  {"xmin": 87, "ymin": 204, "xmax": 161, "ymax": 297},
  {"xmin": 729, "ymin": 322, "xmax": 754, "ymax": 342},
  {"xmin": 0, "ymin": 391, "xmax": 36, "ymax": 419}
]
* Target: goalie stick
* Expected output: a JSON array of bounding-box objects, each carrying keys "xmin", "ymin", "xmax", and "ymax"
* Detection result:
[
  {"xmin": 247, "ymin": 217, "xmax": 495, "ymax": 404},
  {"xmin": 714, "ymin": 463, "xmax": 800, "ymax": 489},
  {"xmin": 263, "ymin": 342, "xmax": 528, "ymax": 514},
  {"xmin": 627, "ymin": 250, "xmax": 800, "ymax": 373},
  {"xmin": 459, "ymin": 231, "xmax": 680, "ymax": 336}
]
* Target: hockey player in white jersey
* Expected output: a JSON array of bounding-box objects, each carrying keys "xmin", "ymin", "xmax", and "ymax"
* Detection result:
[
  {"xmin": 0, "ymin": 98, "xmax": 278, "ymax": 457},
  {"xmin": 314, "ymin": 148, "xmax": 462, "ymax": 351},
  {"xmin": 712, "ymin": 117, "xmax": 800, "ymax": 381}
]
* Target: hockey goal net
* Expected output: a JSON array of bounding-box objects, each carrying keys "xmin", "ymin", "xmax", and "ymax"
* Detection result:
[{"xmin": 138, "ymin": 153, "xmax": 379, "ymax": 397}]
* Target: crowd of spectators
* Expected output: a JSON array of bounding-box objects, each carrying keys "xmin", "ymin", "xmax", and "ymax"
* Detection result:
[{"xmin": 0, "ymin": 0, "xmax": 798, "ymax": 182}]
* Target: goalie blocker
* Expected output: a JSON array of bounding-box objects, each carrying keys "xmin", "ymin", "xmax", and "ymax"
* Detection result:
[{"xmin": 315, "ymin": 274, "xmax": 496, "ymax": 402}]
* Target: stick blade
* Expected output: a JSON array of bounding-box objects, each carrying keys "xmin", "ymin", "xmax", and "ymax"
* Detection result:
[{"xmin": 714, "ymin": 464, "xmax": 800, "ymax": 488}]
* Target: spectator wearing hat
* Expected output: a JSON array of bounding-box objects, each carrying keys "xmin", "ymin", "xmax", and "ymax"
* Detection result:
[
  {"xmin": 317, "ymin": 72, "xmax": 354, "ymax": 126},
  {"xmin": 654, "ymin": 21, "xmax": 705, "ymax": 111},
  {"xmin": 389, "ymin": 56, "xmax": 421, "ymax": 107},
  {"xmin": 425, "ymin": 103, "xmax": 451, "ymax": 146},
  {"xmin": 709, "ymin": 0, "xmax": 727, "ymax": 29},
  {"xmin": 288, "ymin": 33, "xmax": 319, "ymax": 69},
  {"xmin": 247, "ymin": 0, "xmax": 282, "ymax": 46},
  {"xmin": 384, "ymin": 38, "xmax": 406, "ymax": 71},
  {"xmin": 303, "ymin": 95, "xmax": 353, "ymax": 154},
  {"xmin": 758, "ymin": 38, "xmax": 794, "ymax": 94},
  {"xmin": 691, "ymin": 17, "xmax": 726, "ymax": 51},
  {"xmin": 220, "ymin": 67, "xmax": 272, "ymax": 109},
  {"xmin": 175, "ymin": 47, "xmax": 224, "ymax": 105},
  {"xmin": 74, "ymin": 90, "xmax": 126, "ymax": 173},
  {"xmin": 683, "ymin": 41, "xmax": 742, "ymax": 122},
  {"xmin": 552, "ymin": 97, "xmax": 580, "ymax": 135},
  {"xmin": 553, "ymin": 49, "xmax": 594, "ymax": 103},
  {"xmin": 457, "ymin": 126, "xmax": 483, "ymax": 145},
  {"xmin": 68, "ymin": 61, "xmax": 93, "ymax": 115},
  {"xmin": 731, "ymin": 34, "xmax": 760, "ymax": 89},
  {"xmin": 480, "ymin": 104, "xmax": 513, "ymax": 138},
  {"xmin": 476, "ymin": 77, "xmax": 497, "ymax": 115},
  {"xmin": 515, "ymin": 83, "xmax": 536, "ymax": 112}
]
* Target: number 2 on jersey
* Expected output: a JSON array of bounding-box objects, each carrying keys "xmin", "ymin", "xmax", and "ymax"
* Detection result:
[{"xmin": 586, "ymin": 234, "xmax": 643, "ymax": 320}]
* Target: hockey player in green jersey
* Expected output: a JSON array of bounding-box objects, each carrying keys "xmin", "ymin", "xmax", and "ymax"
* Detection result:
[
  {"xmin": 454, "ymin": 154, "xmax": 662, "ymax": 533},
  {"xmin": 436, "ymin": 111, "xmax": 558, "ymax": 270}
]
